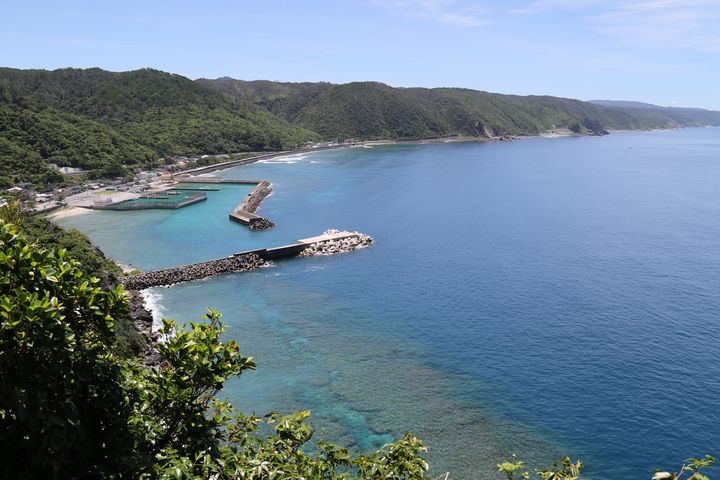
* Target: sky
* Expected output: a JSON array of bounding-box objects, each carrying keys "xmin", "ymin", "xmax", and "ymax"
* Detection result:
[{"xmin": 2, "ymin": 0, "xmax": 719, "ymax": 109}]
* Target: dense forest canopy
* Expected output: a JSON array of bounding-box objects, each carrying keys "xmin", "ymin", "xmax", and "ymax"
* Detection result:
[
  {"xmin": 197, "ymin": 77, "xmax": 720, "ymax": 140},
  {"xmin": 0, "ymin": 68, "xmax": 319, "ymax": 187}
]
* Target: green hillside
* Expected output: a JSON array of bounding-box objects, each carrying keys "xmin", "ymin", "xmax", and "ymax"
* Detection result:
[
  {"xmin": 198, "ymin": 78, "xmax": 720, "ymax": 140},
  {"xmin": 590, "ymin": 100, "xmax": 720, "ymax": 127},
  {"xmin": 0, "ymin": 68, "xmax": 319, "ymax": 187}
]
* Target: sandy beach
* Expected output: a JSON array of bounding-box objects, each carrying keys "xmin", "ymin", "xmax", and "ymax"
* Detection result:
[{"xmin": 46, "ymin": 206, "xmax": 92, "ymax": 220}]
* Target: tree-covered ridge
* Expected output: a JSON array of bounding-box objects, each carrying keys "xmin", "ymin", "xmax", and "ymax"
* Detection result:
[
  {"xmin": 0, "ymin": 82, "xmax": 156, "ymax": 187},
  {"xmin": 198, "ymin": 78, "xmax": 720, "ymax": 140},
  {"xmin": 0, "ymin": 68, "xmax": 320, "ymax": 187},
  {"xmin": 590, "ymin": 99, "xmax": 720, "ymax": 127}
]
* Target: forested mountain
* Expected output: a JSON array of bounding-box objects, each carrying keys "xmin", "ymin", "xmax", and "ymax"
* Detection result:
[
  {"xmin": 198, "ymin": 78, "xmax": 720, "ymax": 140},
  {"xmin": 590, "ymin": 99, "xmax": 720, "ymax": 127},
  {"xmin": 2, "ymin": 67, "xmax": 720, "ymax": 189},
  {"xmin": 0, "ymin": 68, "xmax": 319, "ymax": 187}
]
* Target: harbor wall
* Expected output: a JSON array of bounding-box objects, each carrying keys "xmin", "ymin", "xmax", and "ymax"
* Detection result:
[
  {"xmin": 228, "ymin": 181, "xmax": 275, "ymax": 230},
  {"xmin": 120, "ymin": 231, "xmax": 371, "ymax": 290}
]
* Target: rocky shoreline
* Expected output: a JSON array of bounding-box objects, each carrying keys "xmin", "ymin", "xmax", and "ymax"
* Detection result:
[{"xmin": 126, "ymin": 291, "xmax": 163, "ymax": 365}]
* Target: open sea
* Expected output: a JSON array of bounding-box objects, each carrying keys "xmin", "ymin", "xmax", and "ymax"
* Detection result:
[{"xmin": 58, "ymin": 128, "xmax": 720, "ymax": 479}]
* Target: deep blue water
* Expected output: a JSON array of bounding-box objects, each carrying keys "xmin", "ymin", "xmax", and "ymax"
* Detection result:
[{"xmin": 59, "ymin": 128, "xmax": 720, "ymax": 479}]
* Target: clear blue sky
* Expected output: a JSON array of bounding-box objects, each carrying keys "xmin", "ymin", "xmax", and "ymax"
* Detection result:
[{"xmin": 3, "ymin": 0, "xmax": 719, "ymax": 109}]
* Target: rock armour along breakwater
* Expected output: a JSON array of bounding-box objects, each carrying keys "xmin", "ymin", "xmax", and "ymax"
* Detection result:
[
  {"xmin": 238, "ymin": 181, "xmax": 272, "ymax": 214},
  {"xmin": 298, "ymin": 230, "xmax": 374, "ymax": 256},
  {"xmin": 228, "ymin": 180, "xmax": 275, "ymax": 230},
  {"xmin": 120, "ymin": 230, "xmax": 374, "ymax": 290},
  {"xmin": 121, "ymin": 253, "xmax": 266, "ymax": 290}
]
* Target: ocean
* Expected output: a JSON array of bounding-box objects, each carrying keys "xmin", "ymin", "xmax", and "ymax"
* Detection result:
[{"xmin": 58, "ymin": 128, "xmax": 720, "ymax": 479}]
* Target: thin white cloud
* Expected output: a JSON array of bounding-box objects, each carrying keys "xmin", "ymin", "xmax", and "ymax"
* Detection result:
[
  {"xmin": 593, "ymin": 0, "xmax": 720, "ymax": 51},
  {"xmin": 511, "ymin": 0, "xmax": 720, "ymax": 51},
  {"xmin": 374, "ymin": 0, "xmax": 490, "ymax": 27},
  {"xmin": 511, "ymin": 0, "xmax": 602, "ymax": 15}
]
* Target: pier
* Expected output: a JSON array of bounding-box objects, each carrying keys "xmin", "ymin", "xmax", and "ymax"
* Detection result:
[
  {"xmin": 120, "ymin": 231, "xmax": 371, "ymax": 290},
  {"xmin": 227, "ymin": 180, "xmax": 275, "ymax": 230}
]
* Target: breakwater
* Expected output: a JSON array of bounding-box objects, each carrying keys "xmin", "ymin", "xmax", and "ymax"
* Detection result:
[
  {"xmin": 121, "ymin": 253, "xmax": 266, "ymax": 290},
  {"xmin": 228, "ymin": 181, "xmax": 275, "ymax": 230},
  {"xmin": 237, "ymin": 181, "xmax": 272, "ymax": 213},
  {"xmin": 299, "ymin": 230, "xmax": 374, "ymax": 256},
  {"xmin": 120, "ymin": 230, "xmax": 373, "ymax": 290}
]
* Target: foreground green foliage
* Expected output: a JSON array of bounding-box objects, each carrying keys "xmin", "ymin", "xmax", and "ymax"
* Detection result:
[
  {"xmin": 0, "ymin": 222, "xmax": 131, "ymax": 477},
  {"xmin": 498, "ymin": 456, "xmax": 583, "ymax": 480},
  {"xmin": 652, "ymin": 455, "xmax": 716, "ymax": 480},
  {"xmin": 498, "ymin": 455, "xmax": 715, "ymax": 480},
  {"xmin": 0, "ymin": 202, "xmax": 144, "ymax": 357}
]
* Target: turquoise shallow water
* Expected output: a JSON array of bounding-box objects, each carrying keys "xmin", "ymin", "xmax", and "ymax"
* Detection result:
[{"xmin": 59, "ymin": 129, "xmax": 720, "ymax": 479}]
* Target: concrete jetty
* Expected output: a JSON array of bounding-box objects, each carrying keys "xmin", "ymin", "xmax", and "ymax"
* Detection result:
[
  {"xmin": 120, "ymin": 230, "xmax": 372, "ymax": 290},
  {"xmin": 228, "ymin": 181, "xmax": 275, "ymax": 230},
  {"xmin": 175, "ymin": 177, "xmax": 263, "ymax": 185}
]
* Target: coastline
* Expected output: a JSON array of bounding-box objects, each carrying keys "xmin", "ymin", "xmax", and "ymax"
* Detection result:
[
  {"xmin": 49, "ymin": 126, "xmax": 690, "ymax": 349},
  {"xmin": 178, "ymin": 138, "xmax": 487, "ymax": 175},
  {"xmin": 108, "ymin": 132, "xmax": 551, "ymax": 334},
  {"xmin": 47, "ymin": 206, "xmax": 92, "ymax": 220},
  {"xmin": 190, "ymin": 127, "xmax": 701, "ymax": 173},
  {"xmin": 176, "ymin": 129, "xmax": 614, "ymax": 176}
]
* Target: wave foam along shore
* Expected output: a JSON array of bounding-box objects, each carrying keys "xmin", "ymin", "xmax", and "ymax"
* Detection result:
[{"xmin": 140, "ymin": 289, "xmax": 167, "ymax": 331}]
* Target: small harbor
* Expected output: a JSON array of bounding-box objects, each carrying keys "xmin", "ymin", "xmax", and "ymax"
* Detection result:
[{"xmin": 62, "ymin": 175, "xmax": 277, "ymax": 231}]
